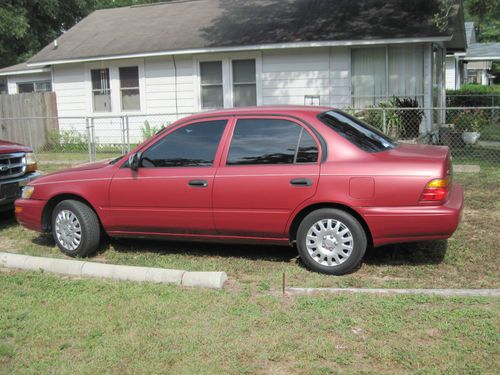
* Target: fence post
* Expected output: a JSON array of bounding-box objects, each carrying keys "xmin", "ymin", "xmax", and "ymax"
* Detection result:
[
  {"xmin": 85, "ymin": 117, "xmax": 92, "ymax": 162},
  {"xmin": 382, "ymin": 109, "xmax": 387, "ymax": 134},
  {"xmin": 125, "ymin": 115, "xmax": 130, "ymax": 153},
  {"xmin": 120, "ymin": 116, "xmax": 125, "ymax": 155}
]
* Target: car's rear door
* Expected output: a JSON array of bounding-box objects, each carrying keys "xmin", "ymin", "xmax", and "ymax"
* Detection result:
[
  {"xmin": 213, "ymin": 116, "xmax": 321, "ymax": 238},
  {"xmin": 107, "ymin": 118, "xmax": 230, "ymax": 235}
]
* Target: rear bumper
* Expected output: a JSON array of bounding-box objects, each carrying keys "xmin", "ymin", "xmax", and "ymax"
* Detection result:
[
  {"xmin": 358, "ymin": 184, "xmax": 464, "ymax": 247},
  {"xmin": 0, "ymin": 172, "xmax": 41, "ymax": 211},
  {"xmin": 14, "ymin": 198, "xmax": 46, "ymax": 232}
]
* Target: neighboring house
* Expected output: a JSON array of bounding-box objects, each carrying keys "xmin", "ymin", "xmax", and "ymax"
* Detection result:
[
  {"xmin": 0, "ymin": 0, "xmax": 465, "ymax": 141},
  {"xmin": 446, "ymin": 22, "xmax": 500, "ymax": 89}
]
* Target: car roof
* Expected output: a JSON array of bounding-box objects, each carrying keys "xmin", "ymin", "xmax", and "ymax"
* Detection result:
[{"xmin": 181, "ymin": 105, "xmax": 333, "ymax": 121}]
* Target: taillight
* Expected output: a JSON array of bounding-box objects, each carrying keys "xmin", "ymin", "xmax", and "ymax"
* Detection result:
[{"xmin": 420, "ymin": 177, "xmax": 451, "ymax": 202}]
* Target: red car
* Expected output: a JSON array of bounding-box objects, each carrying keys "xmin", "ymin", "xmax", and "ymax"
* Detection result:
[{"xmin": 15, "ymin": 106, "xmax": 463, "ymax": 275}]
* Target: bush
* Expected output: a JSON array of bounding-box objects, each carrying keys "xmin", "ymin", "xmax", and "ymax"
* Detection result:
[
  {"xmin": 447, "ymin": 84, "xmax": 500, "ymax": 107},
  {"xmin": 47, "ymin": 128, "xmax": 89, "ymax": 152},
  {"xmin": 451, "ymin": 109, "xmax": 490, "ymax": 133},
  {"xmin": 394, "ymin": 97, "xmax": 424, "ymax": 139}
]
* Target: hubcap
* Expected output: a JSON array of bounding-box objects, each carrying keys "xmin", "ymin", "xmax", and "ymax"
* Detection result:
[
  {"xmin": 305, "ymin": 219, "xmax": 354, "ymax": 267},
  {"xmin": 55, "ymin": 210, "xmax": 82, "ymax": 251}
]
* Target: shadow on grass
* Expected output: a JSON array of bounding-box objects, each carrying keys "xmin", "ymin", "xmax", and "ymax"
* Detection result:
[{"xmin": 4, "ymin": 202, "xmax": 448, "ymax": 268}]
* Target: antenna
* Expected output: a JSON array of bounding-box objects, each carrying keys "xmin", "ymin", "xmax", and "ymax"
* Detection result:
[{"xmin": 53, "ymin": 40, "xmax": 58, "ymax": 49}]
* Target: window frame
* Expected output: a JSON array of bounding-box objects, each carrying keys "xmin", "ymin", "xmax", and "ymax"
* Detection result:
[
  {"xmin": 231, "ymin": 59, "xmax": 257, "ymax": 108},
  {"xmin": 119, "ymin": 66, "xmax": 141, "ymax": 112},
  {"xmin": 85, "ymin": 59, "xmax": 145, "ymax": 115},
  {"xmin": 194, "ymin": 54, "xmax": 262, "ymax": 111},
  {"xmin": 199, "ymin": 61, "xmax": 224, "ymax": 110},
  {"xmin": 90, "ymin": 68, "xmax": 112, "ymax": 113},
  {"xmin": 350, "ymin": 45, "xmax": 425, "ymax": 107},
  {"xmin": 16, "ymin": 80, "xmax": 52, "ymax": 94},
  {"xmin": 220, "ymin": 115, "xmax": 321, "ymax": 167}
]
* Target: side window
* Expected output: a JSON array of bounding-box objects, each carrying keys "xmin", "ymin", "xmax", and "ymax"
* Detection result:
[
  {"xmin": 141, "ymin": 120, "xmax": 227, "ymax": 168},
  {"xmin": 226, "ymin": 119, "xmax": 318, "ymax": 165},
  {"xmin": 296, "ymin": 130, "xmax": 319, "ymax": 163}
]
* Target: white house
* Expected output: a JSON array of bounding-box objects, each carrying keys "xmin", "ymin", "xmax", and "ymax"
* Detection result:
[
  {"xmin": 446, "ymin": 22, "xmax": 500, "ymax": 89},
  {"xmin": 0, "ymin": 0, "xmax": 466, "ymax": 142}
]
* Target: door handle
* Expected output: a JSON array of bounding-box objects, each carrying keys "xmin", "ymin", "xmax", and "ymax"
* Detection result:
[
  {"xmin": 290, "ymin": 178, "xmax": 312, "ymax": 186},
  {"xmin": 188, "ymin": 180, "xmax": 208, "ymax": 187}
]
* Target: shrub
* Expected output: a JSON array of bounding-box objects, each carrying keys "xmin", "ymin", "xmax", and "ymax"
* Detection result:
[
  {"xmin": 446, "ymin": 84, "xmax": 500, "ymax": 107},
  {"xmin": 47, "ymin": 128, "xmax": 88, "ymax": 152},
  {"xmin": 141, "ymin": 120, "xmax": 169, "ymax": 141},
  {"xmin": 451, "ymin": 109, "xmax": 490, "ymax": 133},
  {"xmin": 394, "ymin": 97, "xmax": 424, "ymax": 139}
]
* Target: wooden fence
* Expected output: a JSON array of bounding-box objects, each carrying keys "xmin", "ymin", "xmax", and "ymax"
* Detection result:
[{"xmin": 0, "ymin": 92, "xmax": 59, "ymax": 150}]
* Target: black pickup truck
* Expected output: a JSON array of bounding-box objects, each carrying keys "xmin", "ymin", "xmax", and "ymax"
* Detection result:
[{"xmin": 0, "ymin": 139, "xmax": 41, "ymax": 212}]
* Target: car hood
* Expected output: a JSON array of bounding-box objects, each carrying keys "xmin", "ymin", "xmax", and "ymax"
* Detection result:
[
  {"xmin": 32, "ymin": 159, "xmax": 114, "ymax": 185},
  {"xmin": 0, "ymin": 139, "xmax": 32, "ymax": 154}
]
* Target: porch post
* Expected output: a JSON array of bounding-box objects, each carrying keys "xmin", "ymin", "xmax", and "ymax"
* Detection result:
[{"xmin": 423, "ymin": 43, "xmax": 433, "ymax": 135}]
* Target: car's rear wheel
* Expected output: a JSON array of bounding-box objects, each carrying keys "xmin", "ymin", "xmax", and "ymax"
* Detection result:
[
  {"xmin": 296, "ymin": 208, "xmax": 367, "ymax": 275},
  {"xmin": 51, "ymin": 200, "xmax": 100, "ymax": 257}
]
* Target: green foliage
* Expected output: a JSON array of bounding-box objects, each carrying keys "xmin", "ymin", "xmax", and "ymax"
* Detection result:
[
  {"xmin": 451, "ymin": 109, "xmax": 490, "ymax": 132},
  {"xmin": 394, "ymin": 97, "xmax": 425, "ymax": 138},
  {"xmin": 47, "ymin": 128, "xmax": 88, "ymax": 152},
  {"xmin": 141, "ymin": 120, "xmax": 169, "ymax": 141},
  {"xmin": 447, "ymin": 85, "xmax": 500, "ymax": 107}
]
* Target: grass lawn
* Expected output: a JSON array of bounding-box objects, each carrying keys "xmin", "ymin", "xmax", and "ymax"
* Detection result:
[
  {"xmin": 1, "ymin": 157, "xmax": 499, "ymax": 373},
  {"xmin": 0, "ymin": 271, "xmax": 498, "ymax": 374}
]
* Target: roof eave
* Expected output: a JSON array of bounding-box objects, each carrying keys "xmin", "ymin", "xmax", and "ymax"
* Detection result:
[
  {"xmin": 0, "ymin": 67, "xmax": 51, "ymax": 77},
  {"xmin": 27, "ymin": 36, "xmax": 452, "ymax": 67}
]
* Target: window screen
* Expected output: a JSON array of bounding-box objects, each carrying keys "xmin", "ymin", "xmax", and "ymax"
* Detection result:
[
  {"xmin": 232, "ymin": 59, "xmax": 256, "ymax": 107},
  {"xmin": 17, "ymin": 83, "xmax": 34, "ymax": 93},
  {"xmin": 141, "ymin": 120, "xmax": 227, "ymax": 168},
  {"xmin": 91, "ymin": 68, "xmax": 111, "ymax": 112},
  {"xmin": 200, "ymin": 61, "xmax": 223, "ymax": 109},
  {"xmin": 227, "ymin": 119, "xmax": 317, "ymax": 165},
  {"xmin": 120, "ymin": 66, "xmax": 140, "ymax": 111}
]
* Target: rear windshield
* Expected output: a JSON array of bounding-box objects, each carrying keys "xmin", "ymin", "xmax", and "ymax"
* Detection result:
[{"xmin": 318, "ymin": 110, "xmax": 396, "ymax": 152}]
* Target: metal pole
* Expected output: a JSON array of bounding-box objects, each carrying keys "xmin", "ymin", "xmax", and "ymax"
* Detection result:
[
  {"xmin": 382, "ymin": 109, "xmax": 387, "ymax": 134},
  {"xmin": 120, "ymin": 116, "xmax": 125, "ymax": 155},
  {"xmin": 85, "ymin": 117, "xmax": 91, "ymax": 162},
  {"xmin": 91, "ymin": 117, "xmax": 96, "ymax": 162},
  {"xmin": 125, "ymin": 115, "xmax": 130, "ymax": 153}
]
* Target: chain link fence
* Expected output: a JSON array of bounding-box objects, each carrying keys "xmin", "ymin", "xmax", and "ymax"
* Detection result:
[{"xmin": 0, "ymin": 107, "xmax": 498, "ymax": 172}]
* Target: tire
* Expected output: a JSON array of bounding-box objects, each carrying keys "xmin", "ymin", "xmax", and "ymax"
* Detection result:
[
  {"xmin": 51, "ymin": 200, "xmax": 101, "ymax": 257},
  {"xmin": 296, "ymin": 208, "xmax": 367, "ymax": 275}
]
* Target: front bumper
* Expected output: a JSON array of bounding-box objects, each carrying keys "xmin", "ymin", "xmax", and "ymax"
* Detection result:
[
  {"xmin": 15, "ymin": 198, "xmax": 46, "ymax": 232},
  {"xmin": 0, "ymin": 172, "xmax": 41, "ymax": 212},
  {"xmin": 358, "ymin": 184, "xmax": 464, "ymax": 247}
]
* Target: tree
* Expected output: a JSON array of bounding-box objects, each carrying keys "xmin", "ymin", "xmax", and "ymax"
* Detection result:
[
  {"xmin": 465, "ymin": 0, "xmax": 500, "ymax": 42},
  {"xmin": 0, "ymin": 0, "xmax": 165, "ymax": 69}
]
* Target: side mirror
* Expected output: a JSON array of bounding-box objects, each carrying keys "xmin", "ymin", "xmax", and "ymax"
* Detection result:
[{"xmin": 128, "ymin": 152, "xmax": 142, "ymax": 171}]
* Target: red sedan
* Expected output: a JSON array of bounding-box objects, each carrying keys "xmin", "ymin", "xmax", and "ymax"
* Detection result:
[{"xmin": 15, "ymin": 106, "xmax": 463, "ymax": 275}]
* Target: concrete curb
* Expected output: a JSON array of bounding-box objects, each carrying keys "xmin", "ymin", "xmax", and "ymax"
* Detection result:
[
  {"xmin": 0, "ymin": 252, "xmax": 227, "ymax": 289},
  {"xmin": 286, "ymin": 287, "xmax": 500, "ymax": 297}
]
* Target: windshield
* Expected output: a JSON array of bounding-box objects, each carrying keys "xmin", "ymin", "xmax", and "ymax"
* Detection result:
[{"xmin": 318, "ymin": 110, "xmax": 396, "ymax": 152}]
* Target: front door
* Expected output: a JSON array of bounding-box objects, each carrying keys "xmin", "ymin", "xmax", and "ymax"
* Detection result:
[
  {"xmin": 213, "ymin": 117, "xmax": 321, "ymax": 238},
  {"xmin": 107, "ymin": 118, "xmax": 229, "ymax": 235}
]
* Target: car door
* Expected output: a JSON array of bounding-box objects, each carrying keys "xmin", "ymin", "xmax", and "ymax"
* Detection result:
[
  {"xmin": 213, "ymin": 116, "xmax": 321, "ymax": 238},
  {"xmin": 106, "ymin": 118, "xmax": 230, "ymax": 235}
]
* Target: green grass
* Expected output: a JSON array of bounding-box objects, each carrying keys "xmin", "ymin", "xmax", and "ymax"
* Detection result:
[
  {"xmin": 480, "ymin": 122, "xmax": 500, "ymax": 142},
  {"xmin": 1, "ymin": 165, "xmax": 499, "ymax": 291},
  {"xmin": 0, "ymin": 272, "xmax": 498, "ymax": 374}
]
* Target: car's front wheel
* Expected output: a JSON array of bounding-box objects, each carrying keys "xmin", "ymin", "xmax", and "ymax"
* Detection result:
[
  {"xmin": 51, "ymin": 200, "xmax": 101, "ymax": 257},
  {"xmin": 296, "ymin": 208, "xmax": 367, "ymax": 275}
]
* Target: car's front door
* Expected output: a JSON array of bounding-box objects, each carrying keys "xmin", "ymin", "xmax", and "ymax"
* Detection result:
[
  {"xmin": 213, "ymin": 116, "xmax": 321, "ymax": 238},
  {"xmin": 106, "ymin": 118, "xmax": 229, "ymax": 235}
]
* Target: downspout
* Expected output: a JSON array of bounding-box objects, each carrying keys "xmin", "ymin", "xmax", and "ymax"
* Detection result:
[{"xmin": 172, "ymin": 55, "xmax": 179, "ymax": 120}]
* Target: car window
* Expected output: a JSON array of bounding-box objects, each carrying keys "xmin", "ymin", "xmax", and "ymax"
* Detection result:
[
  {"xmin": 296, "ymin": 130, "xmax": 319, "ymax": 163},
  {"xmin": 141, "ymin": 120, "xmax": 227, "ymax": 167},
  {"xmin": 318, "ymin": 110, "xmax": 396, "ymax": 152},
  {"xmin": 226, "ymin": 119, "xmax": 318, "ymax": 165}
]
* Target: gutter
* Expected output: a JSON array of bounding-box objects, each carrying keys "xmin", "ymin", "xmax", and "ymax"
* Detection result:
[{"xmin": 26, "ymin": 36, "xmax": 453, "ymax": 67}]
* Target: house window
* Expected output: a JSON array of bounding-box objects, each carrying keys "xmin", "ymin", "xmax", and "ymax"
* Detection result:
[
  {"xmin": 200, "ymin": 61, "xmax": 223, "ymax": 109},
  {"xmin": 0, "ymin": 80, "xmax": 6, "ymax": 94},
  {"xmin": 17, "ymin": 81, "xmax": 52, "ymax": 93},
  {"xmin": 119, "ymin": 66, "xmax": 140, "ymax": 111},
  {"xmin": 351, "ymin": 46, "xmax": 423, "ymax": 108},
  {"xmin": 232, "ymin": 59, "xmax": 256, "ymax": 107},
  {"xmin": 91, "ymin": 68, "xmax": 111, "ymax": 112}
]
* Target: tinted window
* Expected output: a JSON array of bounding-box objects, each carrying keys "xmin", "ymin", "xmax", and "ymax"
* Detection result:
[
  {"xmin": 318, "ymin": 110, "xmax": 396, "ymax": 152},
  {"xmin": 227, "ymin": 119, "xmax": 316, "ymax": 165},
  {"xmin": 141, "ymin": 120, "xmax": 226, "ymax": 167},
  {"xmin": 296, "ymin": 130, "xmax": 319, "ymax": 163}
]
